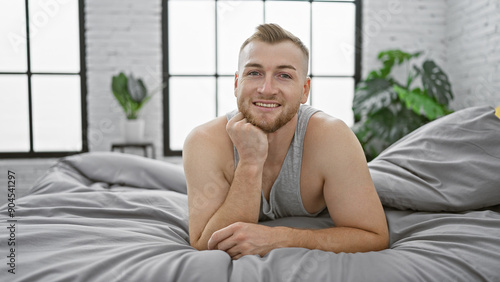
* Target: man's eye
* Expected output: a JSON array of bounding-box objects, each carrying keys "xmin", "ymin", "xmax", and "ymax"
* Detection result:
[
  {"xmin": 279, "ymin": 73, "xmax": 292, "ymax": 79},
  {"xmin": 248, "ymin": 71, "xmax": 260, "ymax": 76}
]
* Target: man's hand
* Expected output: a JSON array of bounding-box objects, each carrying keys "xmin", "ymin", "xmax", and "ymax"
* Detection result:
[
  {"xmin": 226, "ymin": 112, "xmax": 268, "ymax": 166},
  {"xmin": 208, "ymin": 222, "xmax": 284, "ymax": 260}
]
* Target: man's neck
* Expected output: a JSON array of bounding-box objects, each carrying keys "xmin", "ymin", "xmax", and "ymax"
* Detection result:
[{"xmin": 265, "ymin": 114, "xmax": 298, "ymax": 166}]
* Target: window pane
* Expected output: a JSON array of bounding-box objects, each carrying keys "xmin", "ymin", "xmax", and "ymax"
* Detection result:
[
  {"xmin": 265, "ymin": 1, "xmax": 311, "ymax": 52},
  {"xmin": 29, "ymin": 0, "xmax": 80, "ymax": 73},
  {"xmin": 0, "ymin": 1, "xmax": 27, "ymax": 72},
  {"xmin": 217, "ymin": 76, "xmax": 237, "ymax": 116},
  {"xmin": 0, "ymin": 75, "xmax": 30, "ymax": 151},
  {"xmin": 31, "ymin": 75, "xmax": 82, "ymax": 151},
  {"xmin": 164, "ymin": 0, "xmax": 359, "ymax": 154},
  {"xmin": 311, "ymin": 77, "xmax": 354, "ymax": 126},
  {"xmin": 169, "ymin": 1, "xmax": 215, "ymax": 75},
  {"xmin": 312, "ymin": 2, "xmax": 355, "ymax": 76},
  {"xmin": 217, "ymin": 1, "xmax": 263, "ymax": 75},
  {"xmin": 169, "ymin": 77, "xmax": 216, "ymax": 150}
]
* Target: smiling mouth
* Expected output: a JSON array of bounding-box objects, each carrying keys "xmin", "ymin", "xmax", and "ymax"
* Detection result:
[{"xmin": 254, "ymin": 102, "xmax": 280, "ymax": 108}]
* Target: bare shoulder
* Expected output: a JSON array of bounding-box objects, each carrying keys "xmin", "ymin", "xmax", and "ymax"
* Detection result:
[
  {"xmin": 183, "ymin": 116, "xmax": 235, "ymax": 184},
  {"xmin": 304, "ymin": 111, "xmax": 366, "ymax": 172},
  {"xmin": 305, "ymin": 111, "xmax": 359, "ymax": 150},
  {"xmin": 183, "ymin": 116, "xmax": 234, "ymax": 160},
  {"xmin": 184, "ymin": 116, "xmax": 230, "ymax": 148}
]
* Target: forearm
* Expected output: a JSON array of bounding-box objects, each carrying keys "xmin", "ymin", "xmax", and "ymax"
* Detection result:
[
  {"xmin": 194, "ymin": 163, "xmax": 263, "ymax": 250},
  {"xmin": 277, "ymin": 226, "xmax": 389, "ymax": 253}
]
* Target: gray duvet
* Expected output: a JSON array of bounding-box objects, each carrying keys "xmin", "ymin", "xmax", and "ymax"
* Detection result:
[{"xmin": 2, "ymin": 106, "xmax": 500, "ymax": 281}]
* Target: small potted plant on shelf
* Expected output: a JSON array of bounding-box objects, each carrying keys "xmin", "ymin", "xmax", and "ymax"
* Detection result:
[
  {"xmin": 111, "ymin": 72, "xmax": 162, "ymax": 142},
  {"xmin": 352, "ymin": 49, "xmax": 454, "ymax": 161}
]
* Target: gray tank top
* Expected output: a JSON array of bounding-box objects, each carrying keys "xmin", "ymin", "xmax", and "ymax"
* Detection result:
[{"xmin": 226, "ymin": 104, "xmax": 325, "ymax": 220}]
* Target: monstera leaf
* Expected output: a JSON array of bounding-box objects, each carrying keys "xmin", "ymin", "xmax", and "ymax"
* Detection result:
[
  {"xmin": 367, "ymin": 50, "xmax": 422, "ymax": 80},
  {"xmin": 352, "ymin": 50, "xmax": 454, "ymax": 160},
  {"xmin": 394, "ymin": 86, "xmax": 450, "ymax": 120},
  {"xmin": 421, "ymin": 60, "xmax": 454, "ymax": 105},
  {"xmin": 353, "ymin": 78, "xmax": 397, "ymax": 120}
]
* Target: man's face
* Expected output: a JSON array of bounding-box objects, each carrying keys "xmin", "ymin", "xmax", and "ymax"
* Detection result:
[{"xmin": 234, "ymin": 40, "xmax": 310, "ymax": 133}]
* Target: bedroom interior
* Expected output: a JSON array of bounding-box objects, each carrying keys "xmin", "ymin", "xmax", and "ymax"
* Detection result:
[
  {"xmin": 0, "ymin": 0, "xmax": 497, "ymax": 202},
  {"xmin": 0, "ymin": 0, "xmax": 499, "ymax": 203},
  {"xmin": 1, "ymin": 0, "xmax": 499, "ymax": 281}
]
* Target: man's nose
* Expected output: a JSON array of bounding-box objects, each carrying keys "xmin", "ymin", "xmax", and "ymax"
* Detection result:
[{"xmin": 257, "ymin": 75, "xmax": 278, "ymax": 95}]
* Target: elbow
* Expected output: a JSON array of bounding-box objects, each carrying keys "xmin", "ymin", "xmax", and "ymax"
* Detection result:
[
  {"xmin": 190, "ymin": 237, "xmax": 207, "ymax": 251},
  {"xmin": 376, "ymin": 237, "xmax": 390, "ymax": 251},
  {"xmin": 190, "ymin": 234, "xmax": 213, "ymax": 251},
  {"xmin": 373, "ymin": 230, "xmax": 390, "ymax": 251},
  {"xmin": 362, "ymin": 226, "xmax": 389, "ymax": 252}
]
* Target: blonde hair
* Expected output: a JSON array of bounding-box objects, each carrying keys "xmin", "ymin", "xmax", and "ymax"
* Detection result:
[{"xmin": 239, "ymin": 24, "xmax": 309, "ymax": 72}]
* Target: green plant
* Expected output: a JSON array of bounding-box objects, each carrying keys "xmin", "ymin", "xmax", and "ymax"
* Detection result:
[
  {"xmin": 352, "ymin": 50, "xmax": 454, "ymax": 161},
  {"xmin": 111, "ymin": 72, "xmax": 159, "ymax": 120}
]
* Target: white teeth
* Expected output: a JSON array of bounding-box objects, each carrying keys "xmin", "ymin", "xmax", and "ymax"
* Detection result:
[{"xmin": 255, "ymin": 102, "xmax": 279, "ymax": 108}]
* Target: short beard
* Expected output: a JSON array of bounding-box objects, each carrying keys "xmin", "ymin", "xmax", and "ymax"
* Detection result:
[{"xmin": 238, "ymin": 102, "xmax": 301, "ymax": 134}]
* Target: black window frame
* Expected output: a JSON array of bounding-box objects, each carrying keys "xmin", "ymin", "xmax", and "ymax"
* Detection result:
[
  {"xmin": 0, "ymin": 0, "xmax": 88, "ymax": 159},
  {"xmin": 162, "ymin": 0, "xmax": 362, "ymax": 156}
]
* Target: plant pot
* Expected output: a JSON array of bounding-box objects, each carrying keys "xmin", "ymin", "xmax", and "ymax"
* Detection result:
[{"xmin": 124, "ymin": 119, "xmax": 145, "ymax": 142}]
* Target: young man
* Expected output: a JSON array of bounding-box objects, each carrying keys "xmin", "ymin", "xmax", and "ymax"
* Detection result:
[{"xmin": 183, "ymin": 24, "xmax": 389, "ymax": 260}]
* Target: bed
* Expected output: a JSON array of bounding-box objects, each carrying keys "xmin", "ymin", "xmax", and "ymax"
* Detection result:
[{"xmin": 2, "ymin": 105, "xmax": 500, "ymax": 282}]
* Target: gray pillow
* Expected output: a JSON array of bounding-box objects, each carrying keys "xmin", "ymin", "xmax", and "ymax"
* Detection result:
[
  {"xmin": 369, "ymin": 106, "xmax": 500, "ymax": 212},
  {"xmin": 59, "ymin": 152, "xmax": 187, "ymax": 194}
]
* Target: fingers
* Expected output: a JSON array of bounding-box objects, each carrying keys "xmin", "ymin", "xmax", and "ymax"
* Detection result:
[
  {"xmin": 224, "ymin": 244, "xmax": 258, "ymax": 260},
  {"xmin": 226, "ymin": 112, "xmax": 246, "ymax": 128},
  {"xmin": 222, "ymin": 244, "xmax": 244, "ymax": 260},
  {"xmin": 232, "ymin": 111, "xmax": 245, "ymax": 122},
  {"xmin": 207, "ymin": 223, "xmax": 264, "ymax": 260},
  {"xmin": 228, "ymin": 247, "xmax": 243, "ymax": 260},
  {"xmin": 226, "ymin": 112, "xmax": 269, "ymax": 164},
  {"xmin": 226, "ymin": 113, "xmax": 256, "ymax": 138},
  {"xmin": 232, "ymin": 254, "xmax": 243, "ymax": 260},
  {"xmin": 227, "ymin": 112, "xmax": 263, "ymax": 132},
  {"xmin": 207, "ymin": 225, "xmax": 234, "ymax": 250}
]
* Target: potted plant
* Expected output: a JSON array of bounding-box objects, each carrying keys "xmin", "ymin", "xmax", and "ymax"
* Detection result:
[
  {"xmin": 352, "ymin": 50, "xmax": 454, "ymax": 161},
  {"xmin": 111, "ymin": 72, "xmax": 159, "ymax": 142}
]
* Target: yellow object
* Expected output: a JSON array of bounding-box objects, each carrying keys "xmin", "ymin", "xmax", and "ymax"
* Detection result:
[{"xmin": 496, "ymin": 106, "xmax": 500, "ymax": 119}]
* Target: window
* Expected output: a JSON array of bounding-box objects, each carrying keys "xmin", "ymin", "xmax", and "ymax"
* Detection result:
[
  {"xmin": 163, "ymin": 0, "xmax": 361, "ymax": 156},
  {"xmin": 0, "ymin": 0, "xmax": 87, "ymax": 158}
]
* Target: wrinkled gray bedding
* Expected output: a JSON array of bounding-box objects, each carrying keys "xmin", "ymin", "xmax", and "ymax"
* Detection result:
[{"xmin": 2, "ymin": 106, "xmax": 500, "ymax": 282}]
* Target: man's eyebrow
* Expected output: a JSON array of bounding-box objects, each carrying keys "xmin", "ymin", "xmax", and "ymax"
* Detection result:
[
  {"xmin": 277, "ymin": 64, "xmax": 297, "ymax": 71},
  {"xmin": 243, "ymin": 63, "xmax": 297, "ymax": 71},
  {"xmin": 244, "ymin": 63, "xmax": 263, "ymax": 69}
]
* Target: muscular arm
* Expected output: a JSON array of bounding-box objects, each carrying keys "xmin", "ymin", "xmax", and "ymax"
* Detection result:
[
  {"xmin": 280, "ymin": 113, "xmax": 389, "ymax": 252},
  {"xmin": 208, "ymin": 114, "xmax": 389, "ymax": 258},
  {"xmin": 184, "ymin": 113, "xmax": 268, "ymax": 251}
]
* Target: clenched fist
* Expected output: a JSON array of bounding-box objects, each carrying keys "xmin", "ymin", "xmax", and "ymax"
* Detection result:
[{"xmin": 226, "ymin": 112, "xmax": 268, "ymax": 167}]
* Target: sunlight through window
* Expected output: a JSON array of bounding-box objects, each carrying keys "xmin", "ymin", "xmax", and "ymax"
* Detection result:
[{"xmin": 164, "ymin": 0, "xmax": 359, "ymax": 154}]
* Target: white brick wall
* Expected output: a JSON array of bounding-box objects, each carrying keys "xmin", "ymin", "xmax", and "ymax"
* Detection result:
[
  {"xmin": 362, "ymin": 0, "xmax": 448, "ymax": 81},
  {"xmin": 85, "ymin": 0, "xmax": 164, "ymax": 156},
  {"xmin": 2, "ymin": 0, "xmax": 499, "ymax": 206},
  {"xmin": 446, "ymin": 0, "xmax": 500, "ymax": 109},
  {"xmin": 362, "ymin": 0, "xmax": 500, "ymax": 108}
]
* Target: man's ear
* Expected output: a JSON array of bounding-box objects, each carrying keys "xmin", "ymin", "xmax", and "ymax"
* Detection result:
[
  {"xmin": 234, "ymin": 72, "xmax": 239, "ymax": 97},
  {"xmin": 301, "ymin": 77, "xmax": 311, "ymax": 104}
]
